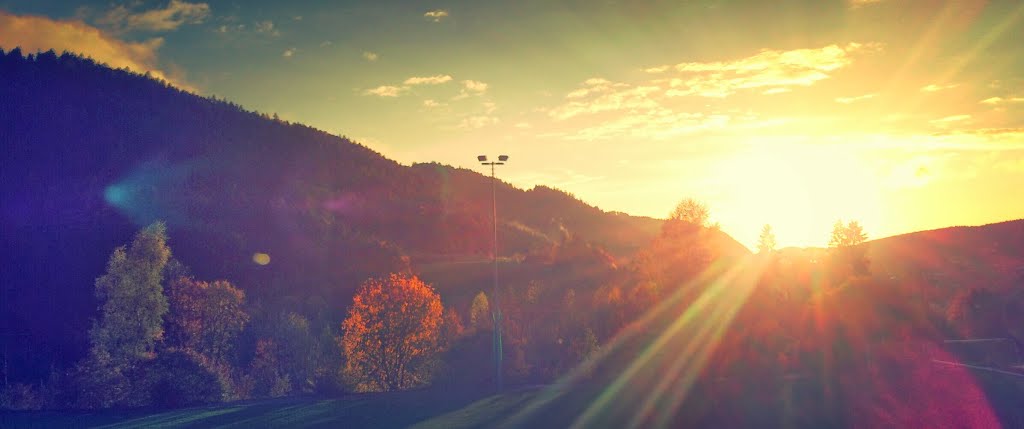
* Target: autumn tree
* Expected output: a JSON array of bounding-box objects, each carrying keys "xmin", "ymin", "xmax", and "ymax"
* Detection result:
[
  {"xmin": 341, "ymin": 273, "xmax": 443, "ymax": 391},
  {"xmin": 75, "ymin": 222, "xmax": 171, "ymax": 408},
  {"xmin": 439, "ymin": 308, "xmax": 465, "ymax": 350},
  {"xmin": 758, "ymin": 224, "xmax": 777, "ymax": 254},
  {"xmin": 165, "ymin": 277, "xmax": 249, "ymax": 365},
  {"xmin": 469, "ymin": 291, "xmax": 491, "ymax": 331},
  {"xmin": 90, "ymin": 222, "xmax": 171, "ymax": 366}
]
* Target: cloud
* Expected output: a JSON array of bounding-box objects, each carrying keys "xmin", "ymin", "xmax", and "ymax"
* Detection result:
[
  {"xmin": 558, "ymin": 109, "xmax": 731, "ymax": 141},
  {"xmin": 98, "ymin": 0, "xmax": 210, "ymax": 32},
  {"xmin": 549, "ymin": 81, "xmax": 660, "ymax": 120},
  {"xmin": 423, "ymin": 99, "xmax": 442, "ymax": 107},
  {"xmin": 364, "ymin": 85, "xmax": 406, "ymax": 97},
  {"xmin": 254, "ymin": 20, "xmax": 280, "ymax": 36},
  {"xmin": 462, "ymin": 80, "xmax": 488, "ymax": 93},
  {"xmin": 282, "ymin": 48, "xmax": 295, "ymax": 58},
  {"xmin": 0, "ymin": 11, "xmax": 191, "ymax": 90},
  {"xmin": 320, "ymin": 41, "xmax": 333, "ymax": 47},
  {"xmin": 541, "ymin": 42, "xmax": 882, "ymax": 140},
  {"xmin": 458, "ymin": 115, "xmax": 500, "ymax": 129},
  {"xmin": 404, "ymin": 75, "xmax": 453, "ymax": 85},
  {"xmin": 980, "ymin": 96, "xmax": 1024, "ymax": 105},
  {"xmin": 424, "ymin": 9, "xmax": 449, "ymax": 22},
  {"xmin": 929, "ymin": 114, "xmax": 971, "ymax": 126},
  {"xmin": 921, "ymin": 83, "xmax": 958, "ymax": 92},
  {"xmin": 835, "ymin": 93, "xmax": 878, "ymax": 104},
  {"xmin": 653, "ymin": 43, "xmax": 877, "ymax": 98},
  {"xmin": 848, "ymin": 0, "xmax": 885, "ymax": 8},
  {"xmin": 362, "ymin": 51, "xmax": 378, "ymax": 62}
]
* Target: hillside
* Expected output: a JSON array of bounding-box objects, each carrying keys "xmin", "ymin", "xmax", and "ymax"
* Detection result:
[
  {"xmin": 867, "ymin": 219, "xmax": 1024, "ymax": 291},
  {"xmin": 0, "ymin": 49, "xmax": 659, "ymax": 379}
]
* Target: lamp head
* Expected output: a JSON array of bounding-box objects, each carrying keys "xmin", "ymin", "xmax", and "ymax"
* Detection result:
[
  {"xmin": 498, "ymin": 155, "xmax": 509, "ymax": 162},
  {"xmin": 477, "ymin": 155, "xmax": 488, "ymax": 162}
]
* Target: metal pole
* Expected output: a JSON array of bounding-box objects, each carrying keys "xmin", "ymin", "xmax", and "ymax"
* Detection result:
[{"xmin": 491, "ymin": 162, "xmax": 503, "ymax": 392}]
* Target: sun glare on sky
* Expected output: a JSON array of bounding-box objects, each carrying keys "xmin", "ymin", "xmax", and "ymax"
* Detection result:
[{"xmin": 711, "ymin": 144, "xmax": 884, "ymax": 249}]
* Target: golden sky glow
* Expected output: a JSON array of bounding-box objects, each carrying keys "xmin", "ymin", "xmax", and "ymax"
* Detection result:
[{"xmin": 2, "ymin": 0, "xmax": 1023, "ymax": 248}]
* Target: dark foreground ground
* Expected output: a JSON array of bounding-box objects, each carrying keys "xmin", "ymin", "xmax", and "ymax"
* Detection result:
[
  {"xmin": 0, "ymin": 387, "xmax": 534, "ymax": 429},
  {"xmin": 3, "ymin": 369, "xmax": 1023, "ymax": 429}
]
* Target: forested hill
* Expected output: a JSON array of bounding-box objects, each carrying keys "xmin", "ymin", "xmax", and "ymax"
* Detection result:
[{"xmin": 0, "ymin": 49, "xmax": 659, "ymax": 375}]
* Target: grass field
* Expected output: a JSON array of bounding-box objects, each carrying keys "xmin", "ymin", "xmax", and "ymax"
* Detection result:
[
  {"xmin": 3, "ymin": 369, "xmax": 1021, "ymax": 428},
  {"xmin": 0, "ymin": 388, "xmax": 541, "ymax": 429}
]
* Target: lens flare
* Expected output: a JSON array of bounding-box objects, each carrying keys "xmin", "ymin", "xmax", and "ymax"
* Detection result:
[{"xmin": 253, "ymin": 252, "xmax": 271, "ymax": 265}]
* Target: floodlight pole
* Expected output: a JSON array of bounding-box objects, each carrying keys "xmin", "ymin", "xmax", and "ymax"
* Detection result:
[{"xmin": 478, "ymin": 154, "xmax": 508, "ymax": 392}]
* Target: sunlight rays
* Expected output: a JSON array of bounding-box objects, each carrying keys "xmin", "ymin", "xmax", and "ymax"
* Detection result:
[{"xmin": 497, "ymin": 255, "xmax": 768, "ymax": 428}]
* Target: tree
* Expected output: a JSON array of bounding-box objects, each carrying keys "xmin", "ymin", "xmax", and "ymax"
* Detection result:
[
  {"xmin": 342, "ymin": 273, "xmax": 443, "ymax": 391},
  {"xmin": 90, "ymin": 222, "xmax": 171, "ymax": 366},
  {"xmin": 668, "ymin": 198, "xmax": 710, "ymax": 227},
  {"xmin": 757, "ymin": 224, "xmax": 777, "ymax": 254},
  {"xmin": 165, "ymin": 277, "xmax": 249, "ymax": 365},
  {"xmin": 828, "ymin": 220, "xmax": 867, "ymax": 248},
  {"xmin": 469, "ymin": 292, "xmax": 491, "ymax": 331},
  {"xmin": 828, "ymin": 220, "xmax": 869, "ymax": 276},
  {"xmin": 439, "ymin": 308, "xmax": 465, "ymax": 350},
  {"xmin": 947, "ymin": 287, "xmax": 1004, "ymax": 338}
]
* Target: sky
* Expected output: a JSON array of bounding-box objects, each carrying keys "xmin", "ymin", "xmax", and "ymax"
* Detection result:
[{"xmin": 2, "ymin": 0, "xmax": 1023, "ymax": 248}]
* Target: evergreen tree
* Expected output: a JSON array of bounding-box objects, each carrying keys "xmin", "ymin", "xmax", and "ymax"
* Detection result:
[
  {"xmin": 469, "ymin": 291, "xmax": 491, "ymax": 331},
  {"xmin": 757, "ymin": 224, "xmax": 777, "ymax": 254}
]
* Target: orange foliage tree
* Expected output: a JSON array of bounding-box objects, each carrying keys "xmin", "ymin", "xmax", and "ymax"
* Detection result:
[{"xmin": 341, "ymin": 273, "xmax": 443, "ymax": 391}]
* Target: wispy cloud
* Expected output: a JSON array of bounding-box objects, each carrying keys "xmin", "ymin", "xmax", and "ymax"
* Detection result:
[
  {"xmin": 98, "ymin": 0, "xmax": 210, "ymax": 32},
  {"xmin": 980, "ymin": 96, "xmax": 1024, "ymax": 105},
  {"xmin": 560, "ymin": 110, "xmax": 731, "ymax": 141},
  {"xmin": 424, "ymin": 9, "xmax": 449, "ymax": 22},
  {"xmin": 462, "ymin": 80, "xmax": 488, "ymax": 93},
  {"xmin": 930, "ymin": 114, "xmax": 972, "ymax": 126},
  {"xmin": 0, "ymin": 11, "xmax": 192, "ymax": 90},
  {"xmin": 404, "ymin": 75, "xmax": 452, "ymax": 85},
  {"xmin": 364, "ymin": 85, "xmax": 406, "ymax": 97},
  {"xmin": 364, "ymin": 75, "xmax": 484, "ymax": 101},
  {"xmin": 423, "ymin": 99, "xmax": 442, "ymax": 108},
  {"xmin": 458, "ymin": 115, "xmax": 499, "ymax": 129},
  {"xmin": 549, "ymin": 81, "xmax": 660, "ymax": 120},
  {"xmin": 835, "ymin": 93, "xmax": 878, "ymax": 104},
  {"xmin": 848, "ymin": 0, "xmax": 885, "ymax": 9},
  {"xmin": 648, "ymin": 43, "xmax": 878, "ymax": 98},
  {"xmin": 362, "ymin": 51, "xmax": 378, "ymax": 62},
  {"xmin": 921, "ymin": 83, "xmax": 958, "ymax": 92},
  {"xmin": 539, "ymin": 43, "xmax": 881, "ymax": 140},
  {"xmin": 282, "ymin": 48, "xmax": 295, "ymax": 58},
  {"xmin": 254, "ymin": 20, "xmax": 279, "ymax": 36}
]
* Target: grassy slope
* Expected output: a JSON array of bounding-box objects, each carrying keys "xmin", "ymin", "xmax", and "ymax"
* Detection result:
[
  {"xmin": 4, "ymin": 372, "xmax": 1022, "ymax": 428},
  {"xmin": 0, "ymin": 390, "xmax": 513, "ymax": 429}
]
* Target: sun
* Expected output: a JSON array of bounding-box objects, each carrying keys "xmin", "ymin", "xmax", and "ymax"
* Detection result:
[{"xmin": 713, "ymin": 144, "xmax": 883, "ymax": 249}]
